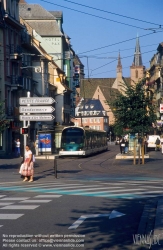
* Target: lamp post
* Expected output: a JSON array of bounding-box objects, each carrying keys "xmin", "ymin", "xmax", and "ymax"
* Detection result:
[{"xmin": 110, "ymin": 131, "xmax": 112, "ymax": 145}]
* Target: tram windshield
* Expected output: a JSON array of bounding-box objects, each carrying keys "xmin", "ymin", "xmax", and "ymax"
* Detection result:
[{"xmin": 61, "ymin": 128, "xmax": 84, "ymax": 145}]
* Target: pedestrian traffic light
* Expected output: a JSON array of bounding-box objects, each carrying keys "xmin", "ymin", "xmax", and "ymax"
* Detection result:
[{"xmin": 20, "ymin": 127, "xmax": 28, "ymax": 134}]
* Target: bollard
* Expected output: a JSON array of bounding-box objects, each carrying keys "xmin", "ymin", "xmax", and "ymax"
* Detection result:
[{"xmin": 54, "ymin": 157, "xmax": 57, "ymax": 179}]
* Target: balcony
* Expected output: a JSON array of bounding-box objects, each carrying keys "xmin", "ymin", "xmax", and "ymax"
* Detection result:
[
  {"xmin": 11, "ymin": 75, "xmax": 23, "ymax": 87},
  {"xmin": 10, "ymin": 44, "xmax": 22, "ymax": 60}
]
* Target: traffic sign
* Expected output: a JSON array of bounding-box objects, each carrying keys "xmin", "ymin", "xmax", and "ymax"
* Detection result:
[
  {"xmin": 19, "ymin": 115, "xmax": 55, "ymax": 121},
  {"xmin": 19, "ymin": 106, "xmax": 55, "ymax": 113},
  {"xmin": 19, "ymin": 97, "xmax": 55, "ymax": 105}
]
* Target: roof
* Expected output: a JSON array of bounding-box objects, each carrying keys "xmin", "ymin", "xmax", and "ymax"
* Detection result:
[
  {"xmin": 78, "ymin": 99, "xmax": 104, "ymax": 112},
  {"xmin": 49, "ymin": 11, "xmax": 63, "ymax": 19},
  {"xmin": 19, "ymin": 4, "xmax": 62, "ymax": 36},
  {"xmin": 80, "ymin": 77, "xmax": 131, "ymax": 100},
  {"xmin": 25, "ymin": 20, "xmax": 62, "ymax": 36},
  {"xmin": 80, "ymin": 78, "xmax": 115, "ymax": 99},
  {"xmin": 19, "ymin": 4, "xmax": 55, "ymax": 20}
]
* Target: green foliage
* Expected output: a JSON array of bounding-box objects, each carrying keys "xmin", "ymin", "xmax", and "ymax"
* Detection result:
[
  {"xmin": 109, "ymin": 79, "xmax": 157, "ymax": 135},
  {"xmin": 0, "ymin": 101, "xmax": 10, "ymax": 132}
]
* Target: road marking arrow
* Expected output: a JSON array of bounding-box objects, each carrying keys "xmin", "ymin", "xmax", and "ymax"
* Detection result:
[{"xmin": 68, "ymin": 210, "xmax": 125, "ymax": 229}]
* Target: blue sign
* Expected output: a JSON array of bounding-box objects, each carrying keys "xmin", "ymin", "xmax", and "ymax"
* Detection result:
[{"xmin": 38, "ymin": 134, "xmax": 51, "ymax": 152}]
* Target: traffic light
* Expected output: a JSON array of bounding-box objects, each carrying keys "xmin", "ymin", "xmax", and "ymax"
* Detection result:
[{"xmin": 20, "ymin": 127, "xmax": 28, "ymax": 134}]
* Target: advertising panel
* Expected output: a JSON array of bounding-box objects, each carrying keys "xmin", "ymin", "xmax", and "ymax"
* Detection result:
[{"xmin": 38, "ymin": 134, "xmax": 51, "ymax": 152}]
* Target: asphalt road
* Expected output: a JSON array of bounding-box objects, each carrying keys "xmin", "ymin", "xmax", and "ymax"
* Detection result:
[{"xmin": 0, "ymin": 145, "xmax": 163, "ymax": 250}]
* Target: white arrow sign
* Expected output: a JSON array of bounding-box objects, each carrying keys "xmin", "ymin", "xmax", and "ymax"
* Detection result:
[
  {"xmin": 19, "ymin": 97, "xmax": 55, "ymax": 105},
  {"xmin": 19, "ymin": 106, "xmax": 55, "ymax": 113},
  {"xmin": 68, "ymin": 210, "xmax": 125, "ymax": 229},
  {"xmin": 19, "ymin": 115, "xmax": 55, "ymax": 121}
]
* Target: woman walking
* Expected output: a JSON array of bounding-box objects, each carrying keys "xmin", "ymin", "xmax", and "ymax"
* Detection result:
[{"xmin": 20, "ymin": 145, "xmax": 34, "ymax": 182}]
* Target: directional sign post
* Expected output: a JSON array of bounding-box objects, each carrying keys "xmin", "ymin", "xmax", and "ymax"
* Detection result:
[
  {"xmin": 19, "ymin": 106, "xmax": 55, "ymax": 113},
  {"xmin": 19, "ymin": 97, "xmax": 55, "ymax": 105},
  {"xmin": 20, "ymin": 115, "xmax": 55, "ymax": 121}
]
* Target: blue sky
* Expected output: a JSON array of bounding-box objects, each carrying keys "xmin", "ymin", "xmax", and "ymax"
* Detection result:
[{"xmin": 25, "ymin": 0, "xmax": 163, "ymax": 78}]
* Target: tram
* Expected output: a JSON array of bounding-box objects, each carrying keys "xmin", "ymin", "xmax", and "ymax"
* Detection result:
[{"xmin": 59, "ymin": 126, "xmax": 108, "ymax": 157}]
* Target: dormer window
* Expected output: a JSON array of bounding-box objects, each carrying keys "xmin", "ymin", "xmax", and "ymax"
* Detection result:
[
  {"xmin": 80, "ymin": 105, "xmax": 83, "ymax": 109},
  {"xmin": 90, "ymin": 104, "xmax": 94, "ymax": 109},
  {"xmin": 85, "ymin": 105, "xmax": 88, "ymax": 109}
]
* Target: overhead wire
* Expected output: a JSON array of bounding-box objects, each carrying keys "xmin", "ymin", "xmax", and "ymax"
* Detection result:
[
  {"xmin": 40, "ymin": 0, "xmax": 147, "ymax": 30},
  {"xmin": 60, "ymin": 0, "xmax": 162, "ymax": 27},
  {"xmin": 78, "ymin": 31, "xmax": 163, "ymax": 55}
]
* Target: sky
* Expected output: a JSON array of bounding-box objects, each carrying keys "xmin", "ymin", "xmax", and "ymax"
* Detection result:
[{"xmin": 25, "ymin": 0, "xmax": 163, "ymax": 78}]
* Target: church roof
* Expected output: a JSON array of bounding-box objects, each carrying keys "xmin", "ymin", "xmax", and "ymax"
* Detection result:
[
  {"xmin": 133, "ymin": 36, "xmax": 143, "ymax": 66},
  {"xmin": 80, "ymin": 77, "xmax": 130, "ymax": 99}
]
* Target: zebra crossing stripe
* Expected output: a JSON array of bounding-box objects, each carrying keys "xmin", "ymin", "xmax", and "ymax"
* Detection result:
[
  {"xmin": 34, "ymin": 195, "xmax": 62, "ymax": 198},
  {"xmin": 0, "ymin": 205, "xmax": 39, "ymax": 209},
  {"xmin": 19, "ymin": 200, "xmax": 51, "ymax": 203},
  {"xmin": 0, "ymin": 203, "xmax": 14, "ymax": 206},
  {"xmin": 0, "ymin": 214, "xmax": 24, "ymax": 219},
  {"xmin": 0, "ymin": 197, "xmax": 30, "ymax": 200}
]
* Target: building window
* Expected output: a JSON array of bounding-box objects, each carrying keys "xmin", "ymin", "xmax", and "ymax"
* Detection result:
[
  {"xmin": 90, "ymin": 118, "xmax": 93, "ymax": 123},
  {"xmin": 135, "ymin": 70, "xmax": 138, "ymax": 78}
]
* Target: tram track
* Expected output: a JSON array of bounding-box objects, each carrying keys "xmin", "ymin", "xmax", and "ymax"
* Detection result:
[{"xmin": 57, "ymin": 145, "xmax": 119, "ymax": 175}]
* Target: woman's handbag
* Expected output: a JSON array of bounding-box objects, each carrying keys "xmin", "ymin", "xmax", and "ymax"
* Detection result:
[{"xmin": 19, "ymin": 163, "xmax": 24, "ymax": 175}]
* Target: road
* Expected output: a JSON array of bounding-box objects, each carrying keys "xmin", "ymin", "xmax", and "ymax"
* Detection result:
[{"xmin": 0, "ymin": 144, "xmax": 163, "ymax": 250}]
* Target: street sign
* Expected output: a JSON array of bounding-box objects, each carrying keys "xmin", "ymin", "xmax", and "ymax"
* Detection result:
[
  {"xmin": 19, "ymin": 115, "xmax": 55, "ymax": 121},
  {"xmin": 19, "ymin": 106, "xmax": 55, "ymax": 113},
  {"xmin": 19, "ymin": 97, "xmax": 55, "ymax": 105},
  {"xmin": 160, "ymin": 104, "xmax": 163, "ymax": 113}
]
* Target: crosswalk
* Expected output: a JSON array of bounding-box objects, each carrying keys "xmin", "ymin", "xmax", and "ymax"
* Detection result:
[
  {"xmin": 0, "ymin": 179, "xmax": 163, "ymax": 228},
  {"xmin": 0, "ymin": 193, "xmax": 62, "ymax": 228},
  {"xmin": 0, "ymin": 179, "xmax": 163, "ymax": 199}
]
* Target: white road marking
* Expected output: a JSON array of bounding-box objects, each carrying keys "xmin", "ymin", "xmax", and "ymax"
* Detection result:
[
  {"xmin": 0, "ymin": 203, "xmax": 14, "ymax": 206},
  {"xmin": 0, "ymin": 195, "xmax": 6, "ymax": 198},
  {"xmin": 0, "ymin": 205, "xmax": 39, "ymax": 209},
  {"xmin": 34, "ymin": 195, "xmax": 62, "ymax": 198},
  {"xmin": 71, "ymin": 188, "xmax": 145, "ymax": 195},
  {"xmin": 0, "ymin": 197, "xmax": 30, "ymax": 201},
  {"xmin": 0, "ymin": 214, "xmax": 24, "ymax": 219},
  {"xmin": 69, "ymin": 210, "xmax": 125, "ymax": 229},
  {"xmin": 19, "ymin": 200, "xmax": 51, "ymax": 203}
]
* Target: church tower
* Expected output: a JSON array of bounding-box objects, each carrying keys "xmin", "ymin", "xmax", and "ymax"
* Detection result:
[
  {"xmin": 112, "ymin": 52, "xmax": 125, "ymax": 92},
  {"xmin": 130, "ymin": 35, "xmax": 145, "ymax": 85}
]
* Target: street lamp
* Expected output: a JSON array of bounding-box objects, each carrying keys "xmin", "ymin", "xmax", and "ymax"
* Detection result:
[{"xmin": 110, "ymin": 131, "xmax": 112, "ymax": 145}]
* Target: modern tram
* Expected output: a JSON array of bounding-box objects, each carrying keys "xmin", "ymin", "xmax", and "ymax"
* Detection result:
[{"xmin": 59, "ymin": 126, "xmax": 108, "ymax": 157}]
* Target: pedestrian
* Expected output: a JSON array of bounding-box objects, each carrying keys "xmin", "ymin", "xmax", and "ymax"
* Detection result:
[
  {"xmin": 160, "ymin": 136, "xmax": 163, "ymax": 154},
  {"xmin": 120, "ymin": 137, "xmax": 125, "ymax": 154},
  {"xmin": 124, "ymin": 138, "xmax": 129, "ymax": 154},
  {"xmin": 28, "ymin": 139, "xmax": 36, "ymax": 162},
  {"xmin": 15, "ymin": 139, "xmax": 20, "ymax": 157},
  {"xmin": 155, "ymin": 137, "xmax": 161, "ymax": 151},
  {"xmin": 19, "ymin": 145, "xmax": 34, "ymax": 182}
]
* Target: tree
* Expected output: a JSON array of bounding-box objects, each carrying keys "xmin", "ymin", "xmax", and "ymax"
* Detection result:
[
  {"xmin": 109, "ymin": 79, "xmax": 157, "ymax": 136},
  {"xmin": 0, "ymin": 101, "xmax": 10, "ymax": 132}
]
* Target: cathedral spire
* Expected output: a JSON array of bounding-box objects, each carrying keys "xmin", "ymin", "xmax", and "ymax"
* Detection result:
[
  {"xmin": 117, "ymin": 51, "xmax": 122, "ymax": 73},
  {"xmin": 133, "ymin": 35, "xmax": 143, "ymax": 66}
]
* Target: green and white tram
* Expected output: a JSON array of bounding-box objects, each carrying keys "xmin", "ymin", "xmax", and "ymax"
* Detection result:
[{"xmin": 59, "ymin": 126, "xmax": 108, "ymax": 157}]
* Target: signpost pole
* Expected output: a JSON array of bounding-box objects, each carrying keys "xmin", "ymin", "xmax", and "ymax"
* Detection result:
[{"xmin": 27, "ymin": 92, "xmax": 30, "ymax": 142}]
